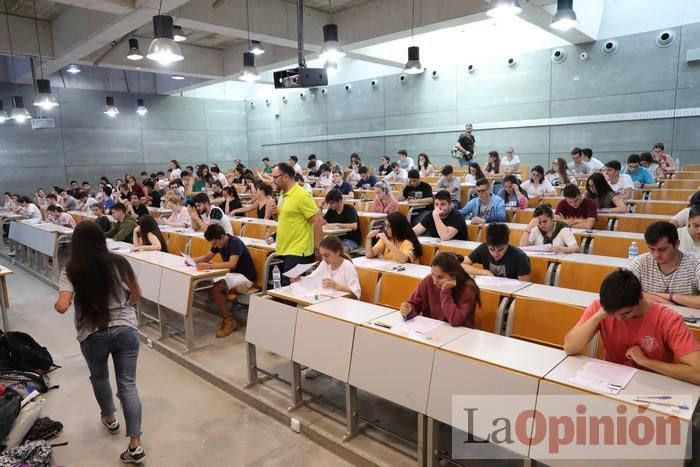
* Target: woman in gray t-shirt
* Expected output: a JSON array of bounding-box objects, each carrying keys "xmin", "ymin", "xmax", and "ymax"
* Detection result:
[{"xmin": 54, "ymin": 222, "xmax": 146, "ymax": 464}]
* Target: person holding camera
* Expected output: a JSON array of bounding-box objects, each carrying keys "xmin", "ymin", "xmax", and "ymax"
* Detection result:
[{"xmin": 454, "ymin": 122, "xmax": 476, "ymax": 167}]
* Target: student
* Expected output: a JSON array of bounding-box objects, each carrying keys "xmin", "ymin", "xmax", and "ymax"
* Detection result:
[
  {"xmin": 581, "ymin": 148, "xmax": 604, "ymax": 172},
  {"xmin": 233, "ymin": 182, "xmax": 275, "ymax": 220},
  {"xmin": 377, "ymin": 156, "xmax": 392, "ymax": 176},
  {"xmin": 308, "ymin": 153, "xmax": 323, "ymax": 171},
  {"xmin": 306, "ymin": 236, "xmax": 361, "ymax": 299},
  {"xmin": 366, "ymin": 212, "xmax": 423, "ymax": 264},
  {"xmin": 289, "ymin": 155, "xmax": 303, "ymax": 175},
  {"xmin": 331, "ymin": 171, "xmax": 353, "ymax": 195},
  {"xmin": 158, "ymin": 195, "xmax": 191, "ymax": 228},
  {"xmin": 295, "ymin": 173, "xmax": 313, "ymax": 194},
  {"xmin": 400, "ymin": 252, "xmax": 480, "ymax": 327},
  {"xmin": 193, "ymin": 165, "xmax": 212, "ymax": 193},
  {"xmin": 315, "ymin": 164, "xmax": 333, "ymax": 190},
  {"xmin": 554, "ymin": 184, "xmax": 598, "ymax": 229},
  {"xmin": 679, "ymin": 206, "xmax": 700, "ymax": 257},
  {"xmin": 219, "ymin": 186, "xmax": 243, "ymax": 216},
  {"xmin": 210, "ymin": 165, "xmax": 229, "ymax": 187},
  {"xmin": 116, "ymin": 183, "xmax": 131, "ymax": 203},
  {"xmin": 397, "ymin": 149, "xmax": 415, "ymax": 171},
  {"xmin": 501, "ymin": 148, "xmax": 520, "ymax": 176},
  {"xmin": 417, "ymin": 153, "xmax": 435, "ymax": 177},
  {"xmin": 167, "ymin": 179, "xmax": 186, "ymax": 203},
  {"xmin": 640, "ymin": 151, "xmax": 660, "ymax": 179},
  {"xmin": 520, "ymin": 165, "xmax": 556, "ymax": 197},
  {"xmin": 622, "ymin": 153, "xmax": 655, "ymax": 188},
  {"xmin": 91, "ymin": 203, "xmax": 112, "ymax": 232},
  {"xmin": 545, "ymin": 157, "xmax": 574, "ymax": 186},
  {"xmin": 628, "ymin": 221, "xmax": 700, "ymax": 309},
  {"xmin": 496, "ymin": 175, "xmax": 528, "ymax": 210},
  {"xmin": 414, "ymin": 190, "xmax": 469, "ymax": 241},
  {"xmin": 464, "ymin": 162, "xmax": 486, "ymax": 185},
  {"xmin": 652, "ymin": 142, "xmax": 676, "ymax": 175},
  {"xmin": 603, "ymin": 160, "xmax": 634, "ymax": 200},
  {"xmin": 323, "ymin": 189, "xmax": 360, "ymax": 251},
  {"xmin": 585, "ymin": 172, "xmax": 627, "ymax": 213},
  {"xmin": 355, "ymin": 166, "xmax": 378, "ymax": 189},
  {"xmin": 261, "ymin": 157, "xmax": 273, "ymax": 175},
  {"xmin": 458, "ymin": 178, "xmax": 506, "ymax": 224},
  {"xmin": 105, "ymin": 203, "xmax": 138, "ymax": 243},
  {"xmin": 142, "ymin": 180, "xmax": 161, "ymax": 208},
  {"xmin": 346, "ymin": 160, "xmax": 362, "ymax": 185},
  {"xmin": 169, "ymin": 159, "xmax": 182, "ymax": 180},
  {"xmin": 194, "ymin": 224, "xmax": 255, "ymax": 338},
  {"xmin": 436, "ymin": 165, "xmax": 461, "ymax": 207},
  {"xmin": 670, "ymin": 190, "xmax": 700, "ymax": 228},
  {"xmin": 126, "ymin": 194, "xmax": 149, "ymax": 219},
  {"xmin": 484, "ymin": 151, "xmax": 501, "ymax": 176},
  {"xmin": 17, "ymin": 196, "xmax": 42, "ymax": 220},
  {"xmin": 373, "ymin": 182, "xmax": 400, "ymax": 214},
  {"xmin": 58, "ymin": 188, "xmax": 79, "ymax": 211},
  {"xmin": 132, "ymin": 215, "xmax": 168, "ymax": 252},
  {"xmin": 520, "ymin": 204, "xmax": 579, "ymax": 253},
  {"xmin": 401, "ymin": 169, "xmax": 433, "ymax": 204},
  {"xmin": 126, "ymin": 175, "xmax": 145, "ymax": 198},
  {"xmin": 462, "ymin": 223, "xmax": 531, "ymax": 280},
  {"xmin": 46, "ymin": 205, "xmax": 76, "ymax": 228},
  {"xmin": 34, "ymin": 189, "xmax": 47, "ymax": 209},
  {"xmin": 568, "ymin": 147, "xmax": 590, "ymax": 176},
  {"xmin": 454, "ymin": 122, "xmax": 476, "ymax": 167},
  {"xmin": 384, "ymin": 162, "xmax": 408, "ymax": 183},
  {"xmin": 564, "ymin": 270, "xmax": 700, "ymax": 384},
  {"xmin": 54, "ymin": 222, "xmax": 146, "ymax": 464},
  {"xmin": 190, "ymin": 193, "xmax": 233, "ymax": 235}
]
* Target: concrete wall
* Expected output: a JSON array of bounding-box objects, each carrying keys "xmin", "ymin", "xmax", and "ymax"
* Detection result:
[
  {"xmin": 246, "ymin": 23, "xmax": 700, "ymax": 172},
  {"xmin": 0, "ymin": 84, "xmax": 247, "ymax": 195}
]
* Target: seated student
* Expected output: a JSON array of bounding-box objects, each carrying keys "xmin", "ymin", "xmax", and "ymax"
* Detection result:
[
  {"xmin": 679, "ymin": 206, "xmax": 700, "ymax": 257},
  {"xmin": 105, "ymin": 203, "xmax": 138, "ymax": 243},
  {"xmin": 315, "ymin": 164, "xmax": 333, "ymax": 190},
  {"xmin": 585, "ymin": 172, "xmax": 626, "ymax": 213},
  {"xmin": 462, "ymin": 223, "xmax": 531, "ymax": 281},
  {"xmin": 132, "ymin": 215, "xmax": 168, "ymax": 252},
  {"xmin": 399, "ymin": 252, "xmax": 480, "ymax": 327},
  {"xmin": 554, "ymin": 184, "xmax": 597, "ymax": 230},
  {"xmin": 158, "ymin": 195, "xmax": 191, "ymax": 228},
  {"xmin": 653, "ymin": 142, "xmax": 676, "ymax": 175},
  {"xmin": 295, "ymin": 173, "xmax": 313, "ymax": 194},
  {"xmin": 377, "ymin": 156, "xmax": 392, "ymax": 176},
  {"xmin": 582, "ymin": 148, "xmax": 604, "ymax": 172},
  {"xmin": 102, "ymin": 186, "xmax": 116, "ymax": 214},
  {"xmin": 323, "ymin": 189, "xmax": 360, "ymax": 251},
  {"xmin": 331, "ymin": 171, "xmax": 353, "ymax": 195},
  {"xmin": 17, "ymin": 196, "xmax": 42, "ymax": 220},
  {"xmin": 603, "ymin": 160, "xmax": 634, "ymax": 200},
  {"xmin": 520, "ymin": 165, "xmax": 556, "ymax": 197},
  {"xmin": 457, "ymin": 178, "xmax": 506, "ymax": 224},
  {"xmin": 125, "ymin": 193, "xmax": 149, "ymax": 219},
  {"xmin": 622, "ymin": 153, "xmax": 655, "ymax": 189},
  {"xmin": 366, "ymin": 212, "xmax": 423, "ymax": 264},
  {"xmin": 90, "ymin": 203, "xmax": 112, "ymax": 232},
  {"xmin": 413, "ymin": 190, "xmax": 469, "ymax": 241},
  {"xmin": 220, "ymin": 186, "xmax": 243, "ymax": 216},
  {"xmin": 305, "ymin": 236, "xmax": 361, "ymax": 299},
  {"xmin": 545, "ymin": 157, "xmax": 575, "ymax": 187},
  {"xmin": 400, "ymin": 169, "xmax": 433, "ymax": 204},
  {"xmin": 436, "ymin": 165, "xmax": 461, "ymax": 208},
  {"xmin": 384, "ymin": 162, "xmax": 408, "ymax": 183},
  {"xmin": 464, "ymin": 162, "xmax": 486, "ymax": 185},
  {"xmin": 57, "ymin": 187, "xmax": 79, "ymax": 211},
  {"xmin": 417, "ymin": 153, "xmax": 434, "ymax": 178},
  {"xmin": 496, "ymin": 175, "xmax": 528, "ymax": 210},
  {"xmin": 373, "ymin": 182, "xmax": 400, "ymax": 214},
  {"xmin": 670, "ymin": 190, "xmax": 700, "ymax": 228},
  {"xmin": 231, "ymin": 182, "xmax": 275, "ymax": 219},
  {"xmin": 628, "ymin": 221, "xmax": 700, "ymax": 309},
  {"xmin": 194, "ymin": 224, "xmax": 256, "ymax": 338},
  {"xmin": 640, "ymin": 151, "xmax": 661, "ymax": 179},
  {"xmin": 190, "ymin": 192, "xmax": 233, "ymax": 235},
  {"xmin": 520, "ymin": 204, "xmax": 579, "ymax": 253},
  {"xmin": 355, "ymin": 166, "xmax": 378, "ymax": 189},
  {"xmin": 564, "ymin": 270, "xmax": 700, "ymax": 384},
  {"xmin": 46, "ymin": 205, "xmax": 76, "ymax": 228},
  {"xmin": 2, "ymin": 192, "xmax": 16, "ymax": 210}
]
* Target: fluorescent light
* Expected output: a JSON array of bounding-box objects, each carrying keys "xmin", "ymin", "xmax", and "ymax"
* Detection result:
[
  {"xmin": 239, "ymin": 52, "xmax": 261, "ymax": 82},
  {"xmin": 319, "ymin": 24, "xmax": 345, "ymax": 63},
  {"xmin": 66, "ymin": 64, "xmax": 81, "ymax": 74},
  {"xmin": 146, "ymin": 16, "xmax": 184, "ymax": 65},
  {"xmin": 250, "ymin": 40, "xmax": 264, "ymax": 55},
  {"xmin": 171, "ymin": 75, "xmax": 185, "ymax": 80},
  {"xmin": 551, "ymin": 0, "xmax": 578, "ymax": 31},
  {"xmin": 104, "ymin": 96, "xmax": 119, "ymax": 117},
  {"xmin": 487, "ymin": 0, "xmax": 522, "ymax": 18},
  {"xmin": 173, "ymin": 25, "xmax": 186, "ymax": 42},
  {"xmin": 403, "ymin": 46, "xmax": 424, "ymax": 74},
  {"xmin": 127, "ymin": 38, "xmax": 144, "ymax": 61},
  {"xmin": 33, "ymin": 79, "xmax": 59, "ymax": 110},
  {"xmin": 136, "ymin": 98, "xmax": 148, "ymax": 116}
]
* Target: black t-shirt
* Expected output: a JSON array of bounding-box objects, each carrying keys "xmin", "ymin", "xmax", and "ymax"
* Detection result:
[
  {"xmin": 149, "ymin": 191, "xmax": 161, "ymax": 208},
  {"xmin": 468, "ymin": 244, "xmax": 531, "ymax": 279},
  {"xmin": 334, "ymin": 182, "xmax": 354, "ymax": 195},
  {"xmin": 457, "ymin": 133, "xmax": 476, "ymax": 158},
  {"xmin": 211, "ymin": 235, "xmax": 256, "ymax": 282},
  {"xmin": 419, "ymin": 209, "xmax": 468, "ymax": 240},
  {"xmin": 324, "ymin": 204, "xmax": 360, "ymax": 244},
  {"xmin": 403, "ymin": 181, "xmax": 433, "ymax": 201},
  {"xmin": 133, "ymin": 204, "xmax": 149, "ymax": 218},
  {"xmin": 378, "ymin": 164, "xmax": 392, "ymax": 176},
  {"xmin": 355, "ymin": 176, "xmax": 378, "ymax": 189},
  {"xmin": 96, "ymin": 216, "xmax": 111, "ymax": 232}
]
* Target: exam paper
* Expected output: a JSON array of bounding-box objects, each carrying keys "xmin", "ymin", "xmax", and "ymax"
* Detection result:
[
  {"xmin": 396, "ymin": 316, "xmax": 443, "ymax": 335},
  {"xmin": 520, "ymin": 244, "xmax": 554, "ymax": 253},
  {"xmin": 282, "ymin": 262, "xmax": 318, "ymax": 278},
  {"xmin": 475, "ymin": 276, "xmax": 522, "ymax": 287},
  {"xmin": 568, "ymin": 361, "xmax": 637, "ymax": 395},
  {"xmin": 352, "ymin": 257, "xmax": 396, "ymax": 270},
  {"xmin": 292, "ymin": 276, "xmax": 346, "ymax": 299},
  {"xmin": 180, "ymin": 252, "xmax": 195, "ymax": 267}
]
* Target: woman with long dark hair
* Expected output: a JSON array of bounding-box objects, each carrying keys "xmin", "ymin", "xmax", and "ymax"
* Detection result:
[
  {"xmin": 585, "ymin": 172, "xmax": 626, "ymax": 213},
  {"xmin": 521, "ymin": 165, "xmax": 556, "ymax": 197},
  {"xmin": 54, "ymin": 222, "xmax": 146, "ymax": 464},
  {"xmin": 365, "ymin": 212, "xmax": 423, "ymax": 263},
  {"xmin": 230, "ymin": 181, "xmax": 276, "ymax": 219},
  {"xmin": 464, "ymin": 162, "xmax": 486, "ymax": 184},
  {"xmin": 545, "ymin": 157, "xmax": 574, "ymax": 186},
  {"xmin": 417, "ymin": 153, "xmax": 434, "ymax": 177},
  {"xmin": 484, "ymin": 151, "xmax": 501, "ymax": 175},
  {"xmin": 132, "ymin": 215, "xmax": 168, "ymax": 252},
  {"xmin": 194, "ymin": 164, "xmax": 212, "ymax": 193},
  {"xmin": 220, "ymin": 186, "xmax": 243, "ymax": 215},
  {"xmin": 399, "ymin": 252, "xmax": 481, "ymax": 327}
]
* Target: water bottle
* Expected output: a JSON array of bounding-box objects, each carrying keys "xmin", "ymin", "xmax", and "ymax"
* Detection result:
[
  {"xmin": 272, "ymin": 265, "xmax": 282, "ymax": 289},
  {"xmin": 628, "ymin": 242, "xmax": 639, "ymax": 261}
]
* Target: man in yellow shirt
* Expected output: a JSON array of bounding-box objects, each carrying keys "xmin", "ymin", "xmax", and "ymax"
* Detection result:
[{"xmin": 271, "ymin": 163, "xmax": 323, "ymax": 284}]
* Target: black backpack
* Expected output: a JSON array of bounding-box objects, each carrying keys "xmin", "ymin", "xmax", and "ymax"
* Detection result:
[{"xmin": 0, "ymin": 331, "xmax": 57, "ymax": 373}]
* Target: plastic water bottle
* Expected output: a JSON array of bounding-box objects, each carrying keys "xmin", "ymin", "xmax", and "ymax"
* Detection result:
[
  {"xmin": 272, "ymin": 265, "xmax": 282, "ymax": 289},
  {"xmin": 628, "ymin": 242, "xmax": 639, "ymax": 262}
]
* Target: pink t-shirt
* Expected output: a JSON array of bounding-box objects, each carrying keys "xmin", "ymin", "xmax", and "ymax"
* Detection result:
[
  {"xmin": 577, "ymin": 300, "xmax": 700, "ymax": 368},
  {"xmin": 374, "ymin": 196, "xmax": 399, "ymax": 214}
]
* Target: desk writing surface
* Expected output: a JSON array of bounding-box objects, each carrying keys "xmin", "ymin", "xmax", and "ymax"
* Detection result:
[
  {"xmin": 587, "ymin": 230, "xmax": 645, "ymax": 240},
  {"xmin": 304, "ymin": 297, "xmax": 393, "ymax": 324},
  {"xmin": 514, "ymin": 284, "xmax": 596, "ymax": 308},
  {"xmin": 558, "ymin": 253, "xmax": 628, "ymax": 268},
  {"xmin": 607, "ymin": 212, "xmax": 670, "ymax": 220},
  {"xmin": 322, "ymin": 227, "xmax": 352, "ymax": 236},
  {"xmin": 357, "ymin": 212, "xmax": 388, "ymax": 219},
  {"xmin": 245, "ymin": 294, "xmax": 298, "ymax": 360},
  {"xmin": 230, "ymin": 217, "xmax": 278, "ymax": 227},
  {"xmin": 473, "ymin": 276, "xmax": 532, "ymax": 296},
  {"xmin": 122, "ymin": 250, "xmax": 227, "ymax": 278},
  {"xmin": 365, "ymin": 311, "xmax": 470, "ymax": 348},
  {"xmin": 266, "ymin": 284, "xmax": 349, "ymax": 306}
]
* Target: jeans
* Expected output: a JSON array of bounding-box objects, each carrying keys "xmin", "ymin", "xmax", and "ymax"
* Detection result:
[
  {"xmin": 80, "ymin": 326, "xmax": 142, "ymax": 437},
  {"xmin": 340, "ymin": 238, "xmax": 359, "ymax": 251},
  {"xmin": 458, "ymin": 157, "xmax": 472, "ymax": 168},
  {"xmin": 280, "ymin": 254, "xmax": 315, "ymax": 286}
]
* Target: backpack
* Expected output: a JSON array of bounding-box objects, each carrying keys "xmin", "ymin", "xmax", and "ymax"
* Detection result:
[
  {"xmin": 0, "ymin": 369, "xmax": 56, "ymax": 394},
  {"xmin": 0, "ymin": 391, "xmax": 21, "ymax": 446},
  {"xmin": 0, "ymin": 440, "xmax": 54, "ymax": 467},
  {"xmin": 0, "ymin": 332, "xmax": 56, "ymax": 373}
]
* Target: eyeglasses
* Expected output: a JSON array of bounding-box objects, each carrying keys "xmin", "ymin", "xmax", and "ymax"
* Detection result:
[{"xmin": 476, "ymin": 188, "xmax": 489, "ymax": 194}]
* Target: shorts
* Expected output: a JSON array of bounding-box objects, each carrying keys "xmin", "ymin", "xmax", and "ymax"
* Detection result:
[{"xmin": 220, "ymin": 273, "xmax": 253, "ymax": 291}]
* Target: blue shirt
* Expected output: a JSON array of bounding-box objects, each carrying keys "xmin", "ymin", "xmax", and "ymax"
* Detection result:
[
  {"xmin": 622, "ymin": 166, "xmax": 654, "ymax": 186},
  {"xmin": 457, "ymin": 194, "xmax": 506, "ymax": 223},
  {"xmin": 211, "ymin": 234, "xmax": 256, "ymax": 282},
  {"xmin": 355, "ymin": 176, "xmax": 378, "ymax": 189},
  {"xmin": 103, "ymin": 197, "xmax": 115, "ymax": 212}
]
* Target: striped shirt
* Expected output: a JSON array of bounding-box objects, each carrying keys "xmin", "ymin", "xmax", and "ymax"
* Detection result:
[{"xmin": 627, "ymin": 252, "xmax": 700, "ymax": 295}]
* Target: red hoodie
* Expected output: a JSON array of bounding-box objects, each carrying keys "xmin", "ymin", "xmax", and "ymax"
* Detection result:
[{"xmin": 406, "ymin": 276, "xmax": 478, "ymax": 327}]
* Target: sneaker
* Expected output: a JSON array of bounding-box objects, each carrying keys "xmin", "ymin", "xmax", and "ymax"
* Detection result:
[
  {"xmin": 215, "ymin": 318, "xmax": 237, "ymax": 338},
  {"xmin": 101, "ymin": 416, "xmax": 120, "ymax": 435},
  {"xmin": 120, "ymin": 446, "xmax": 146, "ymax": 464}
]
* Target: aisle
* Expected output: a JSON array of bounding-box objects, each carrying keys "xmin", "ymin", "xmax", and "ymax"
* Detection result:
[{"xmin": 1, "ymin": 259, "xmax": 350, "ymax": 467}]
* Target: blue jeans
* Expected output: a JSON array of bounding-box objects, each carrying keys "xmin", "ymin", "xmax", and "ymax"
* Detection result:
[
  {"xmin": 340, "ymin": 238, "xmax": 359, "ymax": 251},
  {"xmin": 80, "ymin": 326, "xmax": 142, "ymax": 437}
]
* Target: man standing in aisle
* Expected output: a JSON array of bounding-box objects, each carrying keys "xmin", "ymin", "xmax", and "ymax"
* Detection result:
[
  {"xmin": 271, "ymin": 163, "xmax": 324, "ymax": 284},
  {"xmin": 454, "ymin": 122, "xmax": 476, "ymax": 167}
]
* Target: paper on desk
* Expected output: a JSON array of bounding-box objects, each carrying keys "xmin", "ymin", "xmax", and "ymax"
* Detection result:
[
  {"xmin": 520, "ymin": 244, "xmax": 554, "ymax": 253},
  {"xmin": 292, "ymin": 276, "xmax": 346, "ymax": 299},
  {"xmin": 568, "ymin": 361, "xmax": 637, "ymax": 395},
  {"xmin": 282, "ymin": 262, "xmax": 318, "ymax": 278},
  {"xmin": 352, "ymin": 257, "xmax": 395, "ymax": 270},
  {"xmin": 180, "ymin": 252, "xmax": 195, "ymax": 267},
  {"xmin": 396, "ymin": 316, "xmax": 443, "ymax": 335},
  {"xmin": 475, "ymin": 276, "xmax": 522, "ymax": 287}
]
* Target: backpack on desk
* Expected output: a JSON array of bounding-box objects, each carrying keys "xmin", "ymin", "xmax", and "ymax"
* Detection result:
[{"xmin": 0, "ymin": 331, "xmax": 57, "ymax": 373}]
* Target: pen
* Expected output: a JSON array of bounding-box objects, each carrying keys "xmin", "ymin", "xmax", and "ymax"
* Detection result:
[
  {"xmin": 634, "ymin": 399, "xmax": 689, "ymax": 410},
  {"xmin": 374, "ymin": 321, "xmax": 392, "ymax": 329},
  {"xmin": 637, "ymin": 395, "xmax": 672, "ymax": 400}
]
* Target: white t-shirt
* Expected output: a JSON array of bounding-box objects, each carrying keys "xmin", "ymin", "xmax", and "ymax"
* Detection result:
[
  {"xmin": 673, "ymin": 207, "xmax": 690, "ymax": 228},
  {"xmin": 23, "ymin": 203, "xmax": 42, "ymax": 219},
  {"xmin": 316, "ymin": 175, "xmax": 333, "ymax": 189},
  {"xmin": 526, "ymin": 224, "xmax": 578, "ymax": 249},
  {"xmin": 293, "ymin": 163, "xmax": 303, "ymax": 175},
  {"xmin": 202, "ymin": 206, "xmax": 233, "ymax": 235},
  {"xmin": 586, "ymin": 158, "xmax": 605, "ymax": 171},
  {"xmin": 607, "ymin": 174, "xmax": 634, "ymax": 197},
  {"xmin": 544, "ymin": 171, "xmax": 574, "ymax": 187},
  {"xmin": 520, "ymin": 179, "xmax": 555, "ymax": 197},
  {"xmin": 170, "ymin": 168, "xmax": 182, "ymax": 180},
  {"xmin": 308, "ymin": 259, "xmax": 361, "ymax": 299},
  {"xmin": 679, "ymin": 227, "xmax": 700, "ymax": 257},
  {"xmin": 384, "ymin": 169, "xmax": 408, "ymax": 183},
  {"xmin": 215, "ymin": 173, "xmax": 229, "ymax": 187},
  {"xmin": 464, "ymin": 174, "xmax": 477, "ymax": 185},
  {"xmin": 501, "ymin": 155, "xmax": 520, "ymax": 172}
]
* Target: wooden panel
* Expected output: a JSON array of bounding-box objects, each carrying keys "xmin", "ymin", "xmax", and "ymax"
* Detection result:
[
  {"xmin": 589, "ymin": 236, "xmax": 649, "ymax": 258},
  {"xmin": 663, "ymin": 179, "xmax": 700, "ymax": 190},
  {"xmin": 357, "ymin": 267, "xmax": 380, "ymax": 303},
  {"xmin": 615, "ymin": 216, "xmax": 660, "ymax": 234},
  {"xmin": 419, "ymin": 243, "xmax": 438, "ymax": 266},
  {"xmin": 509, "ymin": 296, "xmax": 584, "ymax": 348},
  {"xmin": 167, "ymin": 233, "xmax": 189, "ymax": 256},
  {"xmin": 632, "ymin": 201, "xmax": 685, "ymax": 215},
  {"xmin": 376, "ymin": 272, "xmax": 422, "ymax": 309},
  {"xmin": 528, "ymin": 256, "xmax": 550, "ymax": 285},
  {"xmin": 247, "ymin": 247, "xmax": 270, "ymax": 289},
  {"xmin": 647, "ymin": 189, "xmax": 695, "ymax": 201},
  {"xmin": 474, "ymin": 290, "xmax": 501, "ymax": 333},
  {"xmin": 241, "ymin": 223, "xmax": 268, "ymax": 239},
  {"xmin": 557, "ymin": 262, "xmax": 617, "ymax": 293}
]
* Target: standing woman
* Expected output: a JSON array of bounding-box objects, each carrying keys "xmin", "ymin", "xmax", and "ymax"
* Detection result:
[
  {"xmin": 417, "ymin": 153, "xmax": 435, "ymax": 177},
  {"xmin": 585, "ymin": 172, "xmax": 627, "ymax": 213},
  {"xmin": 545, "ymin": 158, "xmax": 574, "ymax": 186},
  {"xmin": 132, "ymin": 215, "xmax": 168, "ymax": 252},
  {"xmin": 484, "ymin": 151, "xmax": 501, "ymax": 176},
  {"xmin": 54, "ymin": 222, "xmax": 146, "ymax": 464},
  {"xmin": 520, "ymin": 165, "xmax": 556, "ymax": 197}
]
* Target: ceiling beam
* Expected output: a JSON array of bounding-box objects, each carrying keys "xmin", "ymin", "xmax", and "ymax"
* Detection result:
[
  {"xmin": 0, "ymin": 14, "xmax": 53, "ymax": 59},
  {"xmin": 49, "ymin": 0, "xmax": 135, "ymax": 16}
]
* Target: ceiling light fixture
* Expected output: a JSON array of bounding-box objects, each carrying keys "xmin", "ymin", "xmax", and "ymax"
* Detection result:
[
  {"xmin": 66, "ymin": 64, "xmax": 81, "ymax": 74},
  {"xmin": 136, "ymin": 98, "xmax": 148, "ymax": 116},
  {"xmin": 324, "ymin": 60, "xmax": 338, "ymax": 76},
  {"xmin": 250, "ymin": 40, "xmax": 264, "ymax": 55},
  {"xmin": 403, "ymin": 0, "xmax": 424, "ymax": 75},
  {"xmin": 321, "ymin": 0, "xmax": 344, "ymax": 75},
  {"xmin": 0, "ymin": 101, "xmax": 8, "ymax": 123},
  {"xmin": 31, "ymin": 0, "xmax": 58, "ymax": 110},
  {"xmin": 551, "ymin": 0, "xmax": 578, "ymax": 31},
  {"xmin": 239, "ymin": 0, "xmax": 261, "ymax": 83},
  {"xmin": 147, "ymin": 6, "xmax": 184, "ymax": 65},
  {"xmin": 104, "ymin": 96, "xmax": 119, "ymax": 117},
  {"xmin": 171, "ymin": 75, "xmax": 185, "ymax": 80},
  {"xmin": 173, "ymin": 25, "xmax": 186, "ymax": 42},
  {"xmin": 486, "ymin": 0, "xmax": 522, "ymax": 18},
  {"xmin": 127, "ymin": 38, "xmax": 144, "ymax": 61},
  {"xmin": 3, "ymin": 0, "xmax": 30, "ymax": 122},
  {"xmin": 11, "ymin": 96, "xmax": 31, "ymax": 123}
]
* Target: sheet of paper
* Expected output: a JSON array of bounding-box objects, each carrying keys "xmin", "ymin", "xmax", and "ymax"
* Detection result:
[
  {"xmin": 282, "ymin": 261, "xmax": 318, "ymax": 278},
  {"xmin": 475, "ymin": 276, "xmax": 522, "ymax": 287},
  {"xmin": 352, "ymin": 257, "xmax": 396, "ymax": 270},
  {"xmin": 520, "ymin": 244, "xmax": 554, "ymax": 253},
  {"xmin": 180, "ymin": 252, "xmax": 195, "ymax": 267},
  {"xmin": 292, "ymin": 276, "xmax": 346, "ymax": 299},
  {"xmin": 568, "ymin": 361, "xmax": 637, "ymax": 395},
  {"xmin": 395, "ymin": 316, "xmax": 443, "ymax": 335}
]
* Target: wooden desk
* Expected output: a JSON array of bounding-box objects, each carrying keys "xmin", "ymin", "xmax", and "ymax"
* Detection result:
[
  {"xmin": 0, "ymin": 212, "xmax": 28, "ymax": 249},
  {"xmin": 554, "ymin": 253, "xmax": 628, "ymax": 292},
  {"xmin": 265, "ymin": 284, "xmax": 349, "ymax": 307},
  {"xmin": 147, "ymin": 207, "xmax": 172, "ymax": 218},
  {"xmin": 8, "ymin": 220, "xmax": 73, "ymax": 282}
]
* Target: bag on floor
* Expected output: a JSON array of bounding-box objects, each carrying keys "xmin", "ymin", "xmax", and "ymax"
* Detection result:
[
  {"xmin": 0, "ymin": 390, "xmax": 21, "ymax": 448},
  {"xmin": 0, "ymin": 332, "xmax": 57, "ymax": 373},
  {"xmin": 0, "ymin": 440, "xmax": 53, "ymax": 466},
  {"xmin": 0, "ymin": 370, "xmax": 56, "ymax": 394},
  {"xmin": 23, "ymin": 417, "xmax": 63, "ymax": 443}
]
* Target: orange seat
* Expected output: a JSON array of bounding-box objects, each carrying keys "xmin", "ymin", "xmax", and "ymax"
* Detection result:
[
  {"xmin": 357, "ymin": 267, "xmax": 380, "ymax": 303},
  {"xmin": 190, "ymin": 237, "xmax": 222, "ymax": 263},
  {"xmin": 167, "ymin": 232, "xmax": 189, "ymax": 256},
  {"xmin": 513, "ymin": 210, "xmax": 533, "ymax": 224},
  {"xmin": 247, "ymin": 247, "xmax": 271, "ymax": 290},
  {"xmin": 419, "ymin": 244, "xmax": 438, "ymax": 266},
  {"xmin": 474, "ymin": 290, "xmax": 503, "ymax": 333},
  {"xmin": 615, "ymin": 216, "xmax": 660, "ymax": 234},
  {"xmin": 589, "ymin": 236, "xmax": 649, "ymax": 258},
  {"xmin": 467, "ymin": 224, "xmax": 481, "ymax": 241},
  {"xmin": 242, "ymin": 223, "xmax": 269, "ymax": 239},
  {"xmin": 556, "ymin": 261, "xmax": 617, "ymax": 293},
  {"xmin": 376, "ymin": 272, "xmax": 421, "ymax": 309},
  {"xmin": 528, "ymin": 256, "xmax": 551, "ymax": 285},
  {"xmin": 230, "ymin": 220, "xmax": 244, "ymax": 236},
  {"xmin": 508, "ymin": 296, "xmax": 585, "ymax": 349}
]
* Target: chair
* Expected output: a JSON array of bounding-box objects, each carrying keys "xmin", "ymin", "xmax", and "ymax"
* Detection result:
[
  {"xmin": 355, "ymin": 201, "xmax": 375, "ymax": 213},
  {"xmin": 508, "ymin": 226, "xmax": 526, "ymax": 247},
  {"xmin": 615, "ymin": 216, "xmax": 659, "ymax": 234},
  {"xmin": 512, "ymin": 210, "xmax": 533, "ymax": 224},
  {"xmin": 506, "ymin": 296, "xmax": 585, "ymax": 349},
  {"xmin": 467, "ymin": 224, "xmax": 481, "ymax": 242},
  {"xmin": 632, "ymin": 201, "xmax": 684, "ymax": 215},
  {"xmin": 242, "ymin": 222, "xmax": 268, "ymax": 239},
  {"xmin": 528, "ymin": 256, "xmax": 552, "ymax": 285},
  {"xmin": 663, "ymin": 179, "xmax": 700, "ymax": 190},
  {"xmin": 419, "ymin": 244, "xmax": 438, "ymax": 266},
  {"xmin": 673, "ymin": 172, "xmax": 700, "ymax": 180},
  {"xmin": 593, "ymin": 214, "xmax": 613, "ymax": 230},
  {"xmin": 167, "ymin": 232, "xmax": 189, "ymax": 256},
  {"xmin": 247, "ymin": 247, "xmax": 271, "ymax": 291},
  {"xmin": 519, "ymin": 165, "xmax": 530, "ymax": 181},
  {"xmin": 357, "ymin": 267, "xmax": 380, "ymax": 303},
  {"xmin": 376, "ymin": 272, "xmax": 422, "ymax": 309},
  {"xmin": 589, "ymin": 236, "xmax": 649, "ymax": 258},
  {"xmin": 648, "ymin": 189, "xmax": 695, "ymax": 202},
  {"xmin": 556, "ymin": 262, "xmax": 617, "ymax": 293},
  {"xmin": 230, "ymin": 219, "xmax": 244, "ymax": 236},
  {"xmin": 474, "ymin": 290, "xmax": 504, "ymax": 334},
  {"xmin": 190, "ymin": 237, "xmax": 222, "ymax": 263}
]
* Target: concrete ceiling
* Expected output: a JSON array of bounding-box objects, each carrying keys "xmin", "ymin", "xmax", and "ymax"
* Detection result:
[{"xmin": 3, "ymin": 0, "xmax": 68, "ymax": 21}]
